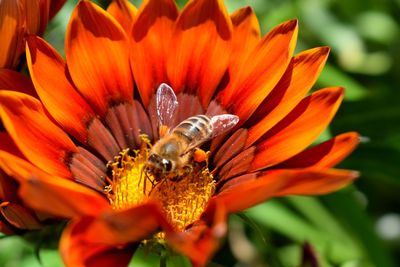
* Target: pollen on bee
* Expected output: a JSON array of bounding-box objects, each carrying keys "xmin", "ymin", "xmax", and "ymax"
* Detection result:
[
  {"xmin": 193, "ymin": 148, "xmax": 208, "ymax": 163},
  {"xmin": 159, "ymin": 124, "xmax": 169, "ymax": 137}
]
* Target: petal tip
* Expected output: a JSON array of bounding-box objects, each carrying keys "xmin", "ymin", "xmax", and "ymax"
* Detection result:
[
  {"xmin": 349, "ymin": 170, "xmax": 360, "ymax": 179},
  {"xmin": 287, "ymin": 18, "xmax": 298, "ymax": 28},
  {"xmin": 320, "ymin": 46, "xmax": 331, "ymax": 54}
]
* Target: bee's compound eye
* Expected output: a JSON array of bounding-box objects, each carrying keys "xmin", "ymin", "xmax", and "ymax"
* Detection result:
[
  {"xmin": 148, "ymin": 154, "xmax": 158, "ymax": 163},
  {"xmin": 162, "ymin": 159, "xmax": 172, "ymax": 172}
]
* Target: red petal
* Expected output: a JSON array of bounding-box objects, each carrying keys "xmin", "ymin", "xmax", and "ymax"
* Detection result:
[
  {"xmin": 107, "ymin": 0, "xmax": 137, "ymax": 33},
  {"xmin": 77, "ymin": 202, "xmax": 173, "ymax": 245},
  {"xmin": 130, "ymin": 0, "xmax": 178, "ymax": 106},
  {"xmin": 212, "ymin": 128, "xmax": 248, "ymax": 168},
  {"xmin": 0, "ymin": 151, "xmax": 109, "ymax": 218},
  {"xmin": 0, "ymin": 132, "xmax": 22, "ymax": 201},
  {"xmin": 0, "ymin": 91, "xmax": 77, "ymax": 177},
  {"xmin": 66, "ymin": 0, "xmax": 134, "ymax": 116},
  {"xmin": 26, "ymin": 35, "xmax": 95, "ymax": 144},
  {"xmin": 0, "ymin": 220, "xmax": 14, "ymax": 235},
  {"xmin": 0, "ymin": 132, "xmax": 23, "ymax": 158},
  {"xmin": 0, "ymin": 69, "xmax": 37, "ymax": 97},
  {"xmin": 168, "ymin": 199, "xmax": 227, "ymax": 267},
  {"xmin": 216, "ymin": 168, "xmax": 358, "ymax": 213},
  {"xmin": 276, "ymin": 132, "xmax": 360, "ymax": 169},
  {"xmin": 0, "ymin": 202, "xmax": 42, "ymax": 230},
  {"xmin": 218, "ymin": 20, "xmax": 298, "ymax": 123},
  {"xmin": 0, "ymin": 168, "xmax": 18, "ymax": 202},
  {"xmin": 49, "ymin": 0, "xmax": 67, "ymax": 20},
  {"xmin": 60, "ymin": 202, "xmax": 175, "ymax": 266},
  {"xmin": 167, "ymin": 0, "xmax": 233, "ymax": 107},
  {"xmin": 246, "ymin": 47, "xmax": 330, "ymax": 147},
  {"xmin": 251, "ymin": 87, "xmax": 344, "ymax": 171},
  {"xmin": 61, "ymin": 218, "xmax": 135, "ymax": 267}
]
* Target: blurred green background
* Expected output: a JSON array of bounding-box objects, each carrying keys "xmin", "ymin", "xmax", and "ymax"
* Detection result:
[{"xmin": 1, "ymin": 0, "xmax": 399, "ymax": 266}]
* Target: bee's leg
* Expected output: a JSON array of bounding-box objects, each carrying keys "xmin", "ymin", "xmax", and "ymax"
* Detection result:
[
  {"xmin": 148, "ymin": 177, "xmax": 164, "ymax": 196},
  {"xmin": 193, "ymin": 148, "xmax": 208, "ymax": 163},
  {"xmin": 139, "ymin": 167, "xmax": 146, "ymax": 194}
]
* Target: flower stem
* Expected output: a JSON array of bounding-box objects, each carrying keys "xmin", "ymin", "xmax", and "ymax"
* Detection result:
[{"xmin": 160, "ymin": 251, "xmax": 167, "ymax": 267}]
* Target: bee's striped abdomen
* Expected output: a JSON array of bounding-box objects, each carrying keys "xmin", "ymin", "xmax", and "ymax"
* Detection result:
[{"xmin": 172, "ymin": 115, "xmax": 212, "ymax": 144}]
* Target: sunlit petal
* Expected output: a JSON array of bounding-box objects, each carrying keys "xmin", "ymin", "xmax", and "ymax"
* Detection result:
[
  {"xmin": 26, "ymin": 35, "xmax": 95, "ymax": 144},
  {"xmin": 251, "ymin": 87, "xmax": 344, "ymax": 171},
  {"xmin": 66, "ymin": 0, "xmax": 134, "ymax": 116},
  {"xmin": 167, "ymin": 0, "xmax": 233, "ymax": 107},
  {"xmin": 0, "ymin": 91, "xmax": 77, "ymax": 177}
]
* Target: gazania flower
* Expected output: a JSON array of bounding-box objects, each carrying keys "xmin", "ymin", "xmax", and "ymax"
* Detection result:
[
  {"xmin": 0, "ymin": 0, "xmax": 66, "ymax": 69},
  {"xmin": 0, "ymin": 0, "xmax": 360, "ymax": 266}
]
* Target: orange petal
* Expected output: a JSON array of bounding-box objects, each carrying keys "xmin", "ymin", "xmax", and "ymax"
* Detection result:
[
  {"xmin": 60, "ymin": 202, "xmax": 174, "ymax": 266},
  {"xmin": 107, "ymin": 0, "xmax": 137, "ymax": 33},
  {"xmin": 168, "ymin": 199, "xmax": 227, "ymax": 267},
  {"xmin": 273, "ymin": 168, "xmax": 359, "ymax": 197},
  {"xmin": 0, "ymin": 69, "xmax": 37, "ymax": 97},
  {"xmin": 228, "ymin": 7, "xmax": 260, "ymax": 83},
  {"xmin": 216, "ymin": 168, "xmax": 358, "ymax": 213},
  {"xmin": 23, "ymin": 0, "xmax": 45, "ymax": 35},
  {"xmin": 0, "ymin": 0, "xmax": 24, "ymax": 68},
  {"xmin": 167, "ymin": 0, "xmax": 233, "ymax": 107},
  {"xmin": 0, "ymin": 91, "xmax": 77, "ymax": 177},
  {"xmin": 246, "ymin": 47, "xmax": 330, "ymax": 147},
  {"xmin": 216, "ymin": 172, "xmax": 286, "ymax": 213},
  {"xmin": 26, "ymin": 35, "xmax": 95, "ymax": 144},
  {"xmin": 130, "ymin": 0, "xmax": 178, "ymax": 106},
  {"xmin": 0, "ymin": 202, "xmax": 42, "ymax": 230},
  {"xmin": 250, "ymin": 87, "xmax": 344, "ymax": 171},
  {"xmin": 0, "ymin": 151, "xmax": 109, "ymax": 218},
  {"xmin": 276, "ymin": 132, "xmax": 360, "ymax": 169},
  {"xmin": 61, "ymin": 218, "xmax": 135, "ymax": 267},
  {"xmin": 218, "ymin": 19, "xmax": 298, "ymax": 122},
  {"xmin": 66, "ymin": 0, "xmax": 134, "ymax": 116}
]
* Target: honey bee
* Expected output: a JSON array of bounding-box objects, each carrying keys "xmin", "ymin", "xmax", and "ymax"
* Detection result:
[{"xmin": 144, "ymin": 83, "xmax": 239, "ymax": 182}]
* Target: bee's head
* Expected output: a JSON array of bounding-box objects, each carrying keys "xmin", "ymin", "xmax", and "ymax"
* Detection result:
[{"xmin": 146, "ymin": 153, "xmax": 173, "ymax": 173}]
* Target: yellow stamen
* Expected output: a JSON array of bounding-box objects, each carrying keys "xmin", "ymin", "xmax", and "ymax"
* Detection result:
[
  {"xmin": 105, "ymin": 140, "xmax": 154, "ymax": 209},
  {"xmin": 105, "ymin": 135, "xmax": 215, "ymax": 234}
]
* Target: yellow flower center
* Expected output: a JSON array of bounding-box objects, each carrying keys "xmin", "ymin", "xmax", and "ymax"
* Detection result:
[{"xmin": 105, "ymin": 136, "xmax": 215, "ymax": 233}]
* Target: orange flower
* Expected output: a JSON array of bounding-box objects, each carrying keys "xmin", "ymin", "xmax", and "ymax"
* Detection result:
[
  {"xmin": 0, "ymin": 0, "xmax": 66, "ymax": 69},
  {"xmin": 0, "ymin": 0, "xmax": 359, "ymax": 266}
]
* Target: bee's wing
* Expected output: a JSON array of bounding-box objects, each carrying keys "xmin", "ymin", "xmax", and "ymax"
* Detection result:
[
  {"xmin": 156, "ymin": 83, "xmax": 178, "ymax": 128},
  {"xmin": 210, "ymin": 114, "xmax": 239, "ymax": 137}
]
